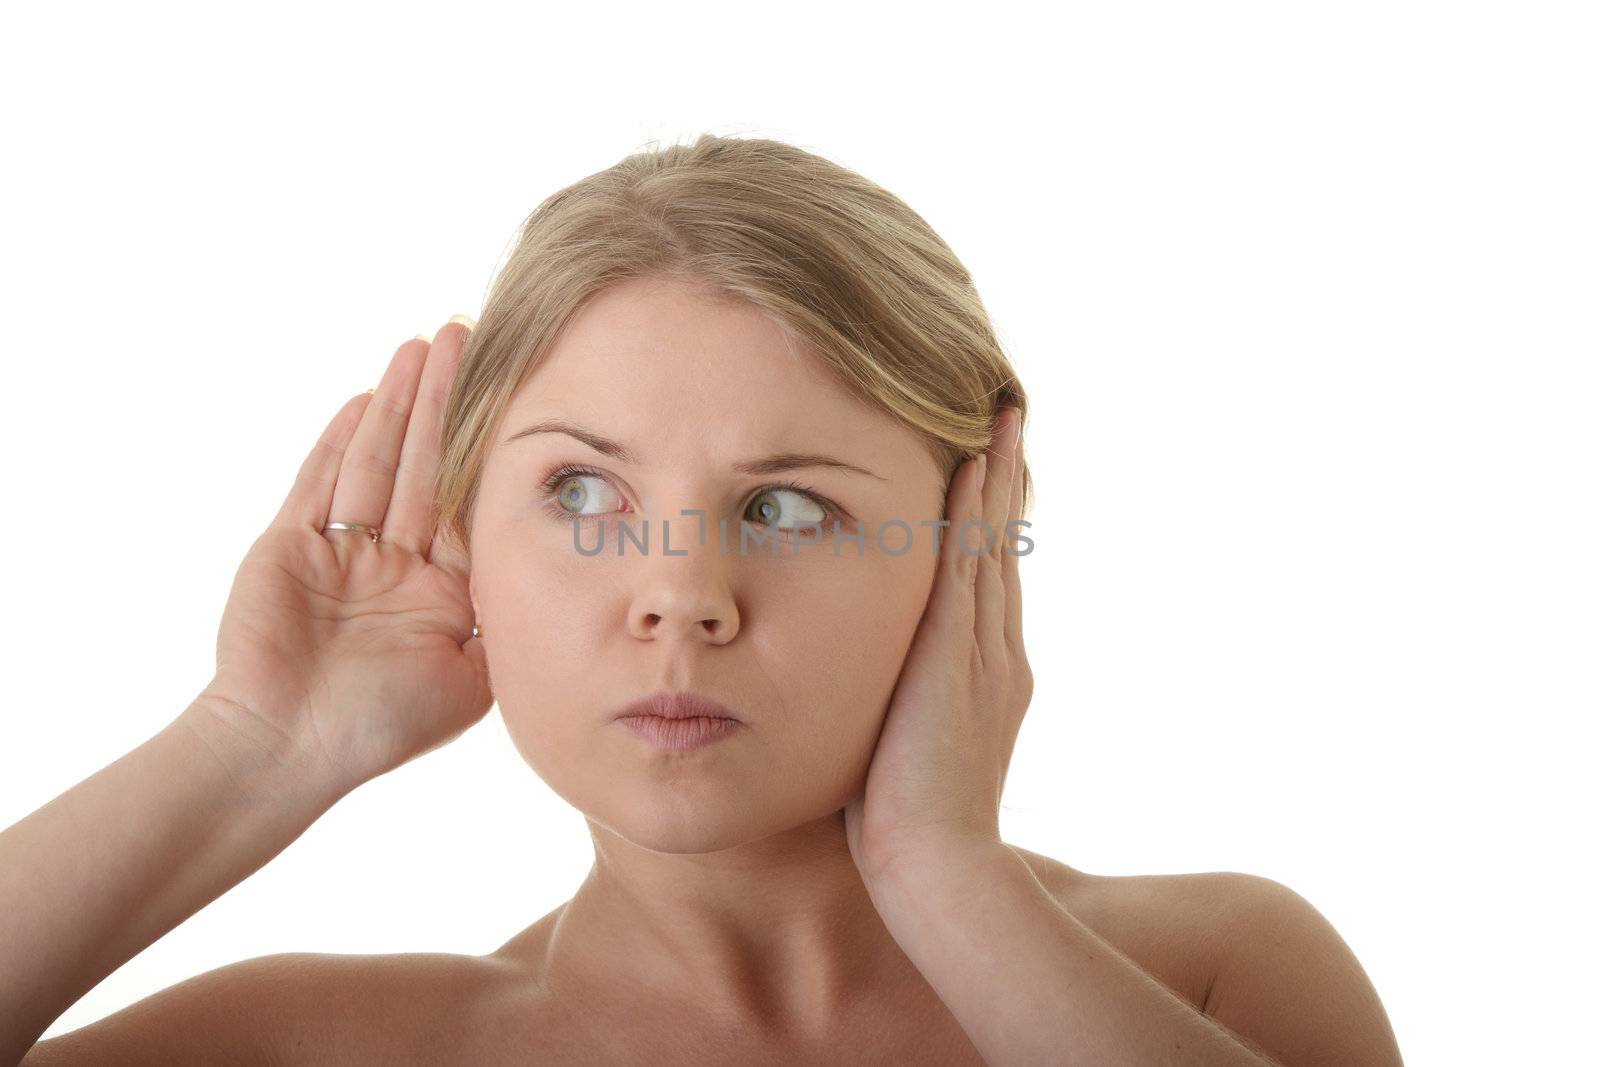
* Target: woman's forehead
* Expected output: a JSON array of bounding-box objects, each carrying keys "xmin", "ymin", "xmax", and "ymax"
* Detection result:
[
  {"xmin": 527, "ymin": 306, "xmax": 840, "ymax": 408},
  {"xmin": 492, "ymin": 275, "xmax": 945, "ymax": 492},
  {"xmin": 510, "ymin": 339, "xmax": 894, "ymax": 462}
]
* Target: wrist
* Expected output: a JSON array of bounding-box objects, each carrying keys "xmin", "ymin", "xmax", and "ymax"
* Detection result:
[
  {"xmin": 862, "ymin": 833, "xmax": 1016, "ymax": 902},
  {"xmin": 861, "ymin": 840, "xmax": 1036, "ymax": 958},
  {"xmin": 178, "ymin": 690, "xmax": 354, "ymax": 809}
]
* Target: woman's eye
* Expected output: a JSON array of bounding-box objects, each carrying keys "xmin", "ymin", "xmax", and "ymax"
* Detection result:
[
  {"xmin": 744, "ymin": 487, "xmax": 831, "ymax": 533},
  {"xmin": 540, "ymin": 466, "xmax": 842, "ymax": 536},
  {"xmin": 550, "ymin": 472, "xmax": 622, "ymax": 516}
]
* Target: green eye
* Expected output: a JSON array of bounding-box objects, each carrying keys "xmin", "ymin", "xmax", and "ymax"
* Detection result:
[
  {"xmin": 745, "ymin": 486, "xmax": 830, "ymax": 531},
  {"xmin": 542, "ymin": 467, "xmax": 621, "ymax": 517},
  {"xmin": 537, "ymin": 464, "xmax": 847, "ymax": 535},
  {"xmin": 556, "ymin": 476, "xmax": 589, "ymax": 512}
]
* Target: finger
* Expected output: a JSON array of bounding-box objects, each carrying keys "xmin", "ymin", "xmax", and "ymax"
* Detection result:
[
  {"xmin": 998, "ymin": 421, "xmax": 1031, "ymax": 796},
  {"xmin": 985, "ymin": 407, "xmax": 1021, "ymax": 564},
  {"xmin": 325, "ymin": 334, "xmax": 432, "ymax": 538},
  {"xmin": 383, "ymin": 317, "xmax": 473, "ymax": 556},
  {"xmin": 273, "ymin": 391, "xmax": 376, "ymax": 532},
  {"xmin": 1003, "ymin": 419, "xmax": 1027, "ymax": 650},
  {"xmin": 924, "ymin": 455, "xmax": 986, "ymax": 655},
  {"xmin": 975, "ymin": 407, "xmax": 1020, "ymax": 665}
]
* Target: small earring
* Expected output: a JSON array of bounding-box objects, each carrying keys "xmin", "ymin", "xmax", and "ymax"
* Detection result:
[{"xmin": 471, "ymin": 624, "xmax": 483, "ymax": 638}]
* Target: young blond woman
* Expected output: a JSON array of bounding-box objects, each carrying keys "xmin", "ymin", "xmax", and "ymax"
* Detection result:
[{"xmin": 3, "ymin": 135, "xmax": 1401, "ymax": 1066}]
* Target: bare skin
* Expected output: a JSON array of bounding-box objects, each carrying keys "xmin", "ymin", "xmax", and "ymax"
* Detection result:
[
  {"xmin": 196, "ymin": 855, "xmax": 1230, "ymax": 1067},
  {"xmin": 8, "ymin": 283, "xmax": 1244, "ymax": 1065},
  {"xmin": 461, "ymin": 272, "xmax": 959, "ymax": 1039},
  {"xmin": 463, "ymin": 853, "xmax": 1230, "ymax": 1067}
]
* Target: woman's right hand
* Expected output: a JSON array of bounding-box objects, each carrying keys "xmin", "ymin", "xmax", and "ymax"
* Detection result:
[{"xmin": 195, "ymin": 318, "xmax": 493, "ymax": 797}]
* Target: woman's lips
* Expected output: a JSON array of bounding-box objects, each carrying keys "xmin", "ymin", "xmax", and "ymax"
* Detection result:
[
  {"xmin": 619, "ymin": 714, "xmax": 743, "ymax": 751},
  {"xmin": 611, "ymin": 689, "xmax": 744, "ymax": 723},
  {"xmin": 612, "ymin": 689, "xmax": 746, "ymax": 752}
]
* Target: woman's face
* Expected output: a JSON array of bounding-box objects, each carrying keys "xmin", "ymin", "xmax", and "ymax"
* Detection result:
[{"xmin": 469, "ymin": 274, "xmax": 948, "ymax": 853}]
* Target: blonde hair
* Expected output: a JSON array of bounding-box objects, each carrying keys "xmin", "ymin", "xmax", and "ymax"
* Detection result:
[{"xmin": 433, "ymin": 133, "xmax": 1032, "ymax": 555}]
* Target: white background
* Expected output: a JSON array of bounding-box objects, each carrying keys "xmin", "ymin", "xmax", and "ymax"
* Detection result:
[{"xmin": 2, "ymin": 2, "xmax": 1594, "ymax": 1061}]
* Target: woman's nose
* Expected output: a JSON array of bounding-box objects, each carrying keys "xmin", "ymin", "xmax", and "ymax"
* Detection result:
[
  {"xmin": 623, "ymin": 524, "xmax": 741, "ymax": 645},
  {"xmin": 627, "ymin": 583, "xmax": 739, "ymax": 644}
]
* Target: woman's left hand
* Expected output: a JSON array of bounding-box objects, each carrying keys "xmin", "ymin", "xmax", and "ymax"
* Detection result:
[{"xmin": 844, "ymin": 405, "xmax": 1033, "ymax": 887}]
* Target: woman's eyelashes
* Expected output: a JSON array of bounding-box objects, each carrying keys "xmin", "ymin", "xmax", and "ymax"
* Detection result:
[
  {"xmin": 536, "ymin": 462, "xmax": 850, "ymax": 535},
  {"xmin": 540, "ymin": 464, "xmax": 623, "ymax": 520}
]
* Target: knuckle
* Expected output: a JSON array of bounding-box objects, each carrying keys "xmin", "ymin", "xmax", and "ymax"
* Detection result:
[
  {"xmin": 355, "ymin": 450, "xmax": 398, "ymax": 477},
  {"xmin": 372, "ymin": 394, "xmax": 410, "ymax": 421}
]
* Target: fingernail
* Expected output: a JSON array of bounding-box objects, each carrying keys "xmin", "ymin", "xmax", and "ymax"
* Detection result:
[
  {"xmin": 363, "ymin": 388, "xmax": 376, "ymax": 395},
  {"xmin": 448, "ymin": 313, "xmax": 478, "ymax": 331},
  {"xmin": 415, "ymin": 331, "xmax": 434, "ymax": 343}
]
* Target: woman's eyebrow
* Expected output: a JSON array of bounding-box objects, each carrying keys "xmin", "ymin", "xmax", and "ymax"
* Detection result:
[{"xmin": 503, "ymin": 418, "xmax": 886, "ymax": 480}]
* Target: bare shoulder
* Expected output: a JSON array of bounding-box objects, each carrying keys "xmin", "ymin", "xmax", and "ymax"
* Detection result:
[
  {"xmin": 1005, "ymin": 846, "xmax": 1271, "ymax": 1015},
  {"xmin": 22, "ymin": 950, "xmax": 513, "ymax": 1066}
]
